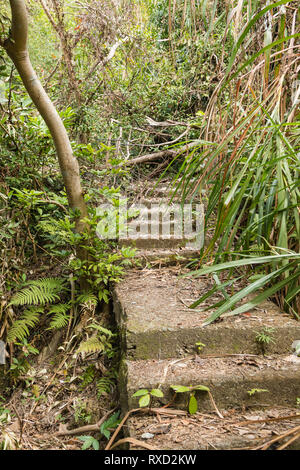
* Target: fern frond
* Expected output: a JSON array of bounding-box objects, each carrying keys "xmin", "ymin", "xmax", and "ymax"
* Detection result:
[
  {"xmin": 47, "ymin": 303, "xmax": 70, "ymax": 315},
  {"xmin": 27, "ymin": 278, "xmax": 65, "ymax": 289},
  {"xmin": 96, "ymin": 376, "xmax": 114, "ymax": 398},
  {"xmin": 47, "ymin": 313, "xmax": 70, "ymax": 330},
  {"xmin": 88, "ymin": 323, "xmax": 113, "ymax": 337},
  {"xmin": 9, "ymin": 278, "xmax": 66, "ymax": 306},
  {"xmin": 76, "ymin": 291, "xmax": 98, "ymax": 306},
  {"xmin": 80, "ymin": 365, "xmax": 96, "ymax": 390},
  {"xmin": 7, "ymin": 307, "xmax": 42, "ymax": 343},
  {"xmin": 77, "ymin": 337, "xmax": 104, "ymax": 355},
  {"xmin": 47, "ymin": 303, "xmax": 70, "ymax": 330}
]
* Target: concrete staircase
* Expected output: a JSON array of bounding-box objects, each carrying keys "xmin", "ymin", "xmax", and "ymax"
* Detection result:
[{"xmin": 112, "ymin": 180, "xmax": 300, "ymax": 450}]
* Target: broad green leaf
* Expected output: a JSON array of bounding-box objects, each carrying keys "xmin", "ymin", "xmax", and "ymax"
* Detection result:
[
  {"xmin": 150, "ymin": 389, "xmax": 164, "ymax": 398},
  {"xmin": 202, "ymin": 263, "xmax": 293, "ymax": 325},
  {"xmin": 132, "ymin": 389, "xmax": 149, "ymax": 397},
  {"xmin": 189, "ymin": 395, "xmax": 198, "ymax": 415},
  {"xmin": 204, "ymin": 268, "xmax": 300, "ymax": 325},
  {"xmin": 170, "ymin": 385, "xmax": 191, "ymax": 393},
  {"xmin": 186, "ymin": 254, "xmax": 300, "ymax": 278},
  {"xmin": 193, "ymin": 385, "xmax": 210, "ymax": 392},
  {"xmin": 92, "ymin": 439, "xmax": 100, "ymax": 450},
  {"xmin": 139, "ymin": 394, "xmax": 150, "ymax": 408}
]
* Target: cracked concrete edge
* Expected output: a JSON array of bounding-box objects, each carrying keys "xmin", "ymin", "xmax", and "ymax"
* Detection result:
[
  {"xmin": 124, "ymin": 358, "xmax": 300, "ymax": 412},
  {"xmin": 113, "ymin": 287, "xmax": 300, "ymax": 360}
]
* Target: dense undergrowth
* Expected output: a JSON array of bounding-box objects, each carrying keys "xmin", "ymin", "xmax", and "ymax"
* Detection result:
[{"xmin": 0, "ymin": 0, "xmax": 299, "ymax": 450}]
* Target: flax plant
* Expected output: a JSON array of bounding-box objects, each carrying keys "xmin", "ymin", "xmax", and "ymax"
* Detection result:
[{"xmin": 171, "ymin": 1, "xmax": 300, "ymax": 322}]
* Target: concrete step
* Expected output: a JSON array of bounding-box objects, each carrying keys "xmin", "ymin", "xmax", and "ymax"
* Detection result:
[
  {"xmin": 126, "ymin": 180, "xmax": 200, "ymax": 201},
  {"xmin": 120, "ymin": 355, "xmax": 300, "ymax": 413},
  {"xmin": 119, "ymin": 236, "xmax": 203, "ymax": 250},
  {"xmin": 125, "ymin": 407, "xmax": 300, "ymax": 450},
  {"xmin": 127, "ymin": 197, "xmax": 202, "ymax": 208},
  {"xmin": 130, "ymin": 248, "xmax": 200, "ymax": 267},
  {"xmin": 113, "ymin": 269, "xmax": 300, "ymax": 360},
  {"xmin": 118, "ymin": 202, "xmax": 204, "ymax": 250}
]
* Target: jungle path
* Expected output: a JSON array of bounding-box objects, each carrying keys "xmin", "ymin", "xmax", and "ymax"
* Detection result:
[{"xmin": 112, "ymin": 178, "xmax": 300, "ymax": 451}]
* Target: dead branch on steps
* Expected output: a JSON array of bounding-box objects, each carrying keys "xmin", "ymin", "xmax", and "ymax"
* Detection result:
[
  {"xmin": 113, "ymin": 140, "xmax": 203, "ymax": 167},
  {"xmin": 105, "ymin": 407, "xmax": 187, "ymax": 450},
  {"xmin": 145, "ymin": 116, "xmax": 201, "ymax": 129}
]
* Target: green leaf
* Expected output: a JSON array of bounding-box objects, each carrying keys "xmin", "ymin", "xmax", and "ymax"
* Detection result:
[
  {"xmin": 224, "ymin": 0, "xmax": 295, "ymax": 80},
  {"xmin": 139, "ymin": 394, "xmax": 150, "ymax": 408},
  {"xmin": 150, "ymin": 389, "xmax": 164, "ymax": 398},
  {"xmin": 92, "ymin": 439, "xmax": 100, "ymax": 450},
  {"xmin": 170, "ymin": 385, "xmax": 191, "ymax": 393},
  {"xmin": 100, "ymin": 411, "xmax": 120, "ymax": 440},
  {"xmin": 132, "ymin": 389, "xmax": 149, "ymax": 397},
  {"xmin": 78, "ymin": 435, "xmax": 97, "ymax": 450},
  {"xmin": 202, "ymin": 263, "xmax": 292, "ymax": 325},
  {"xmin": 186, "ymin": 254, "xmax": 300, "ymax": 278},
  {"xmin": 189, "ymin": 395, "xmax": 198, "ymax": 415},
  {"xmin": 216, "ymin": 268, "xmax": 300, "ymax": 323},
  {"xmin": 192, "ymin": 385, "xmax": 210, "ymax": 392}
]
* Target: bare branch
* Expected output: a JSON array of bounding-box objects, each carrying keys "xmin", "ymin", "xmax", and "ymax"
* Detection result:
[{"xmin": 113, "ymin": 140, "xmax": 203, "ymax": 167}]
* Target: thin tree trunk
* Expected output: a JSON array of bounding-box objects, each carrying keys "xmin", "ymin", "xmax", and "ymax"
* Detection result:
[
  {"xmin": 3, "ymin": 0, "xmax": 88, "ymax": 239},
  {"xmin": 39, "ymin": 0, "xmax": 83, "ymax": 106}
]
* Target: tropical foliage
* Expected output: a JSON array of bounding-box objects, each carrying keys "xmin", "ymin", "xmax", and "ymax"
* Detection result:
[{"xmin": 168, "ymin": 0, "xmax": 300, "ymax": 322}]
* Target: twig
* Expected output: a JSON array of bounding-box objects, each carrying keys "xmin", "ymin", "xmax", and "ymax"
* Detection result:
[
  {"xmin": 145, "ymin": 128, "xmax": 190, "ymax": 148},
  {"xmin": 28, "ymin": 347, "xmax": 76, "ymax": 417},
  {"xmin": 38, "ymin": 199, "xmax": 68, "ymax": 213},
  {"xmin": 105, "ymin": 408, "xmax": 140, "ymax": 450},
  {"xmin": 44, "ymin": 59, "xmax": 61, "ymax": 86},
  {"xmin": 253, "ymin": 424, "xmax": 300, "ymax": 450},
  {"xmin": 276, "ymin": 431, "xmax": 300, "ymax": 450},
  {"xmin": 235, "ymin": 413, "xmax": 300, "ymax": 427},
  {"xmin": 109, "ymin": 437, "xmax": 157, "ymax": 451},
  {"xmin": 11, "ymin": 404, "xmax": 24, "ymax": 445},
  {"xmin": 200, "ymin": 354, "xmax": 259, "ymax": 359},
  {"xmin": 145, "ymin": 116, "xmax": 200, "ymax": 129},
  {"xmin": 66, "ymin": 274, "xmax": 76, "ymax": 341},
  {"xmin": 105, "ymin": 407, "xmax": 187, "ymax": 450},
  {"xmin": 208, "ymin": 390, "xmax": 224, "ymax": 419},
  {"xmin": 55, "ymin": 408, "xmax": 116, "ymax": 436},
  {"xmin": 86, "ymin": 37, "xmax": 129, "ymax": 78}
]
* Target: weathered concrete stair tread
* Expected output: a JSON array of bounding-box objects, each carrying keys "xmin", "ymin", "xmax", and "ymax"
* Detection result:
[
  {"xmin": 132, "ymin": 248, "xmax": 200, "ymax": 266},
  {"xmin": 126, "ymin": 407, "xmax": 300, "ymax": 450},
  {"xmin": 119, "ymin": 203, "xmax": 204, "ymax": 249},
  {"xmin": 126, "ymin": 180, "xmax": 200, "ymax": 201},
  {"xmin": 119, "ymin": 238, "xmax": 199, "ymax": 249},
  {"xmin": 115, "ymin": 179, "xmax": 300, "ymax": 450},
  {"xmin": 123, "ymin": 355, "xmax": 300, "ymax": 411},
  {"xmin": 114, "ymin": 269, "xmax": 300, "ymax": 359},
  {"xmin": 126, "ymin": 197, "xmax": 200, "ymax": 208}
]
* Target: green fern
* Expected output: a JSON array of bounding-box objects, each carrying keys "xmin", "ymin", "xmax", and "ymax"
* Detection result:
[
  {"xmin": 88, "ymin": 323, "xmax": 113, "ymax": 337},
  {"xmin": 77, "ymin": 336, "xmax": 105, "ymax": 355},
  {"xmin": 76, "ymin": 291, "xmax": 98, "ymax": 306},
  {"xmin": 80, "ymin": 365, "xmax": 96, "ymax": 390},
  {"xmin": 47, "ymin": 303, "xmax": 70, "ymax": 315},
  {"xmin": 96, "ymin": 376, "xmax": 114, "ymax": 398},
  {"xmin": 9, "ymin": 278, "xmax": 66, "ymax": 306},
  {"xmin": 47, "ymin": 303, "xmax": 70, "ymax": 330},
  {"xmin": 7, "ymin": 307, "xmax": 42, "ymax": 343}
]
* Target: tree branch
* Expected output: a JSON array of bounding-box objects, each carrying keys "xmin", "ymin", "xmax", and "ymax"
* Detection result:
[
  {"xmin": 86, "ymin": 36, "xmax": 129, "ymax": 80},
  {"xmin": 113, "ymin": 140, "xmax": 203, "ymax": 167},
  {"xmin": 55, "ymin": 409, "xmax": 116, "ymax": 437}
]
